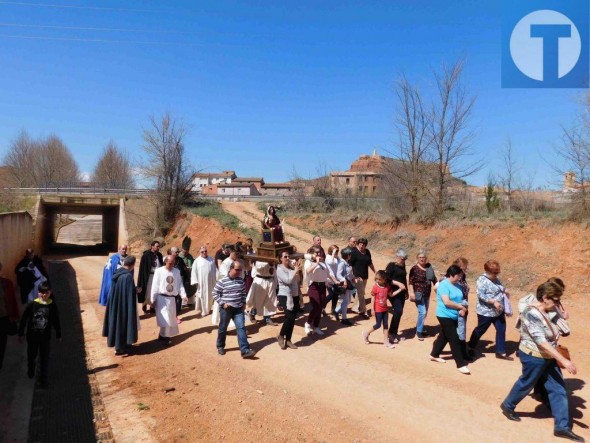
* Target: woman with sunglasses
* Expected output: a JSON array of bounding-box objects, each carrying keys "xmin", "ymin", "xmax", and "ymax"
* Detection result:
[
  {"xmin": 501, "ymin": 280, "xmax": 583, "ymax": 442},
  {"xmin": 276, "ymin": 252, "xmax": 301, "ymax": 349}
]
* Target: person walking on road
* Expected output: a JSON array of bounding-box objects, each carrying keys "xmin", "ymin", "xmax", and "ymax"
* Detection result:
[
  {"xmin": 102, "ymin": 256, "xmax": 139, "ymax": 356},
  {"xmin": 213, "ymin": 261, "xmax": 256, "ymax": 359},
  {"xmin": 18, "ymin": 282, "xmax": 61, "ymax": 387},
  {"xmin": 349, "ymin": 238, "xmax": 376, "ymax": 319},
  {"xmin": 150, "ymin": 255, "xmax": 187, "ymax": 345}
]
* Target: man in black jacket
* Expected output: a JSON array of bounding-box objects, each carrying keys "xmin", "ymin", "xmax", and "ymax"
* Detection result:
[{"xmin": 18, "ymin": 282, "xmax": 61, "ymax": 387}]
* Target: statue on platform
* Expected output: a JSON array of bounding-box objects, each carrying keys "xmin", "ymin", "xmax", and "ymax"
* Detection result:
[
  {"xmin": 263, "ymin": 205, "xmax": 284, "ymax": 243},
  {"xmin": 251, "ymin": 205, "xmax": 300, "ymax": 264}
]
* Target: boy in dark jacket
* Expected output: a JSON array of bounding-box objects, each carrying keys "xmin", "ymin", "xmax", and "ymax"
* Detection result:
[{"xmin": 18, "ymin": 282, "xmax": 61, "ymax": 387}]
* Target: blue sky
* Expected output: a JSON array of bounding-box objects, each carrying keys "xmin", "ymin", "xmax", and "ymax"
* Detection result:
[{"xmin": 0, "ymin": 0, "xmax": 585, "ymax": 188}]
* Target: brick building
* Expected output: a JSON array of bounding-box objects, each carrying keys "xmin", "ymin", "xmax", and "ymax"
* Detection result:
[{"xmin": 329, "ymin": 150, "xmax": 391, "ymax": 196}]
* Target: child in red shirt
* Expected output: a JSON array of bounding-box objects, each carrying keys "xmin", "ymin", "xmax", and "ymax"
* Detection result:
[{"xmin": 363, "ymin": 271, "xmax": 404, "ymax": 348}]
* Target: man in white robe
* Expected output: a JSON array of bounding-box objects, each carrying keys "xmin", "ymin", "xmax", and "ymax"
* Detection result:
[
  {"xmin": 150, "ymin": 255, "xmax": 187, "ymax": 345},
  {"xmin": 218, "ymin": 246, "xmax": 244, "ymax": 279},
  {"xmin": 190, "ymin": 246, "xmax": 216, "ymax": 316},
  {"xmin": 246, "ymin": 261, "xmax": 278, "ymax": 325}
]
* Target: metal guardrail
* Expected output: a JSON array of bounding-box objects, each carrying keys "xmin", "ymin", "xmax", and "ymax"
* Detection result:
[
  {"xmin": 3, "ymin": 187, "xmax": 153, "ymax": 196},
  {"xmin": 3, "ymin": 187, "xmax": 575, "ymax": 207}
]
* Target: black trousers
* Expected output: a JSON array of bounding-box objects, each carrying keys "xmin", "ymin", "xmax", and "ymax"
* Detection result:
[
  {"xmin": 388, "ymin": 294, "xmax": 406, "ymax": 336},
  {"xmin": 325, "ymin": 286, "xmax": 339, "ymax": 312},
  {"xmin": 0, "ymin": 316, "xmax": 9, "ymax": 368},
  {"xmin": 431, "ymin": 316, "xmax": 466, "ymax": 368},
  {"xmin": 293, "ymin": 296, "xmax": 302, "ymax": 314},
  {"xmin": 27, "ymin": 335, "xmax": 51, "ymax": 381},
  {"xmin": 175, "ymin": 295, "xmax": 182, "ymax": 315},
  {"xmin": 278, "ymin": 296, "xmax": 296, "ymax": 341}
]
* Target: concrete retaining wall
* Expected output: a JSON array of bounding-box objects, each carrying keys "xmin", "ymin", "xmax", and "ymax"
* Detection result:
[
  {"xmin": 0, "ymin": 211, "xmax": 33, "ymax": 284},
  {"xmin": 118, "ymin": 198, "xmax": 129, "ymax": 246}
]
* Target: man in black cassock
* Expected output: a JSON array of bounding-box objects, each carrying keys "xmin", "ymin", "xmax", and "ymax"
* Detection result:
[
  {"xmin": 102, "ymin": 256, "xmax": 139, "ymax": 355},
  {"xmin": 137, "ymin": 241, "xmax": 163, "ymax": 314}
]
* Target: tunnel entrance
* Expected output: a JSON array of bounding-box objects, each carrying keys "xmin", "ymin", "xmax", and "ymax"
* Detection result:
[{"xmin": 35, "ymin": 196, "xmax": 125, "ymax": 255}]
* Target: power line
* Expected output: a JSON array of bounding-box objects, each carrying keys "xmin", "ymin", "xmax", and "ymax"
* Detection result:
[
  {"xmin": 0, "ymin": 23, "xmax": 195, "ymax": 34},
  {"xmin": 0, "ymin": 34, "xmax": 176, "ymax": 44},
  {"xmin": 0, "ymin": 1, "xmax": 160, "ymax": 12}
]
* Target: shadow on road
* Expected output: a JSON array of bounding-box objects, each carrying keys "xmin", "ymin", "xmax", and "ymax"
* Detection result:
[{"xmin": 28, "ymin": 260, "xmax": 98, "ymax": 442}]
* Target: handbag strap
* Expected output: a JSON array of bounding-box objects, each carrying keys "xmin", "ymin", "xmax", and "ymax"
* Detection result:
[{"xmin": 531, "ymin": 306, "xmax": 559, "ymax": 341}]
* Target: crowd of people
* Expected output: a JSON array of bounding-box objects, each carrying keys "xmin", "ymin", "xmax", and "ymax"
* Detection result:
[
  {"xmin": 0, "ymin": 231, "xmax": 584, "ymax": 441},
  {"xmin": 95, "ymin": 233, "xmax": 583, "ymax": 442}
]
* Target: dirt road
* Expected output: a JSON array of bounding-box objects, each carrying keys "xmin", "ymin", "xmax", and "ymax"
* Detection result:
[{"xmin": 68, "ymin": 203, "xmax": 588, "ymax": 442}]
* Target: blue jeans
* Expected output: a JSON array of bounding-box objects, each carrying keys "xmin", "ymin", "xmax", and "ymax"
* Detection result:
[
  {"xmin": 373, "ymin": 311, "xmax": 389, "ymax": 330},
  {"xmin": 468, "ymin": 313, "xmax": 506, "ymax": 355},
  {"xmin": 503, "ymin": 350, "xmax": 571, "ymax": 431},
  {"xmin": 416, "ymin": 295, "xmax": 430, "ymax": 333},
  {"xmin": 216, "ymin": 306, "xmax": 251, "ymax": 355}
]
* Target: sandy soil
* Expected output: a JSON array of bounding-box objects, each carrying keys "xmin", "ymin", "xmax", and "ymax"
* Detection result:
[{"xmin": 70, "ymin": 203, "xmax": 588, "ymax": 442}]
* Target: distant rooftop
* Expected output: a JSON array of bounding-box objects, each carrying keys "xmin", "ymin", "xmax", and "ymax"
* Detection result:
[
  {"xmin": 192, "ymin": 170, "xmax": 236, "ymax": 179},
  {"xmin": 232, "ymin": 177, "xmax": 264, "ymax": 183}
]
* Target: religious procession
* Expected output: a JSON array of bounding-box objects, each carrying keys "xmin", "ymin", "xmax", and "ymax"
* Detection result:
[{"xmin": 90, "ymin": 206, "xmax": 584, "ymax": 442}]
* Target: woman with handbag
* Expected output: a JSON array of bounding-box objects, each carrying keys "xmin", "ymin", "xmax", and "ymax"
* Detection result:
[
  {"xmin": 501, "ymin": 281, "xmax": 584, "ymax": 442},
  {"xmin": 0, "ymin": 261, "xmax": 20, "ymax": 369},
  {"xmin": 467, "ymin": 260, "xmax": 513, "ymax": 360},
  {"xmin": 408, "ymin": 250, "xmax": 437, "ymax": 341}
]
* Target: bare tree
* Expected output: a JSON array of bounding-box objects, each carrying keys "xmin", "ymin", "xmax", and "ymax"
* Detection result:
[
  {"xmin": 35, "ymin": 135, "xmax": 80, "ymax": 185},
  {"xmin": 500, "ymin": 137, "xmax": 520, "ymax": 211},
  {"xmin": 429, "ymin": 59, "xmax": 481, "ymax": 214},
  {"xmin": 92, "ymin": 141, "xmax": 135, "ymax": 189},
  {"xmin": 558, "ymin": 123, "xmax": 590, "ymax": 214},
  {"xmin": 385, "ymin": 74, "xmax": 432, "ymax": 212},
  {"xmin": 142, "ymin": 113, "xmax": 194, "ymax": 235},
  {"xmin": 2, "ymin": 130, "xmax": 38, "ymax": 187},
  {"xmin": 2, "ymin": 131, "xmax": 79, "ymax": 187}
]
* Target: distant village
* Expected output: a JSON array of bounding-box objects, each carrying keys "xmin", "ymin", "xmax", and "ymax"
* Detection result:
[{"xmin": 191, "ymin": 150, "xmax": 582, "ymax": 199}]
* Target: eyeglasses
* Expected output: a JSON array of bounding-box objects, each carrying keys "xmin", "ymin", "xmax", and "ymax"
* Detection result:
[
  {"xmin": 200, "ymin": 250, "xmax": 207, "ymax": 253},
  {"xmin": 281, "ymin": 256, "xmax": 290, "ymax": 259}
]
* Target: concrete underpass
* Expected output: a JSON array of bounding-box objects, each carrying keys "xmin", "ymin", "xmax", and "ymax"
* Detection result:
[{"xmin": 34, "ymin": 195, "xmax": 128, "ymax": 254}]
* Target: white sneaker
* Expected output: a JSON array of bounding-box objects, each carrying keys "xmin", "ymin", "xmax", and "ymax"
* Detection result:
[
  {"xmin": 457, "ymin": 366, "xmax": 471, "ymax": 375},
  {"xmin": 430, "ymin": 356, "xmax": 446, "ymax": 363},
  {"xmin": 314, "ymin": 327, "xmax": 324, "ymax": 336},
  {"xmin": 304, "ymin": 323, "xmax": 312, "ymax": 335},
  {"xmin": 362, "ymin": 331, "xmax": 370, "ymax": 344}
]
